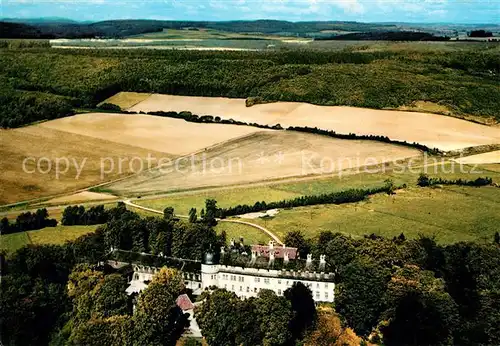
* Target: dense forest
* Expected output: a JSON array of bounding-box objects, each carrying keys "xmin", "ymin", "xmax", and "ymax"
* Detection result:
[
  {"xmin": 0, "ymin": 44, "xmax": 498, "ymax": 128},
  {"xmin": 316, "ymin": 31, "xmax": 450, "ymax": 41},
  {"xmin": 1, "ymin": 201, "xmax": 499, "ymax": 345}
]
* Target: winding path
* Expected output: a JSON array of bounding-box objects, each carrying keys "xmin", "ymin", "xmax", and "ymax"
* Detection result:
[{"xmin": 123, "ymin": 199, "xmax": 283, "ymax": 245}]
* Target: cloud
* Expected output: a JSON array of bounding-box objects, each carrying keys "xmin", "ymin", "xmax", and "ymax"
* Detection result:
[{"xmin": 333, "ymin": 0, "xmax": 365, "ymax": 14}]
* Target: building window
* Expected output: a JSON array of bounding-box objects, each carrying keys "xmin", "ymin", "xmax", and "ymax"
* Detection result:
[
  {"xmin": 247, "ymin": 286, "xmax": 250, "ymax": 293},
  {"xmin": 255, "ymin": 277, "xmax": 260, "ymax": 283},
  {"xmin": 254, "ymin": 287, "xmax": 257, "ymax": 293},
  {"xmin": 225, "ymin": 284, "xmax": 227, "ymax": 289},
  {"xmin": 315, "ymin": 292, "xmax": 320, "ymax": 299},
  {"xmin": 198, "ymin": 283, "xmax": 201, "ymax": 288},
  {"xmin": 240, "ymin": 286, "xmax": 243, "ymax": 291},
  {"xmin": 278, "ymin": 289, "xmax": 282, "ymax": 295},
  {"xmin": 278, "ymin": 280, "xmax": 281, "ymax": 284},
  {"xmin": 325, "ymin": 283, "xmax": 328, "ymax": 288},
  {"xmin": 325, "ymin": 292, "xmax": 329, "ymax": 298},
  {"xmin": 317, "ymin": 283, "xmax": 320, "ymax": 288},
  {"xmin": 232, "ymin": 285, "xmax": 234, "ymax": 290},
  {"xmin": 264, "ymin": 278, "xmax": 270, "ymax": 284}
]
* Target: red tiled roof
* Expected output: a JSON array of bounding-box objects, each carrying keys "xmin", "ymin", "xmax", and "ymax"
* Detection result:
[
  {"xmin": 251, "ymin": 245, "xmax": 298, "ymax": 260},
  {"xmin": 176, "ymin": 294, "xmax": 194, "ymax": 311}
]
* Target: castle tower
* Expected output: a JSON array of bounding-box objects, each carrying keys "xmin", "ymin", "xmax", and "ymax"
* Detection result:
[{"xmin": 201, "ymin": 250, "xmax": 219, "ymax": 290}]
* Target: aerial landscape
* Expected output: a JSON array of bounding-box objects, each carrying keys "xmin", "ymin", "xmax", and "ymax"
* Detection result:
[{"xmin": 0, "ymin": 0, "xmax": 499, "ymax": 345}]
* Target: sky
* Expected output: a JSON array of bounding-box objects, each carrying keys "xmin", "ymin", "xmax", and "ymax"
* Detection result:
[{"xmin": 1, "ymin": 0, "xmax": 499, "ymax": 24}]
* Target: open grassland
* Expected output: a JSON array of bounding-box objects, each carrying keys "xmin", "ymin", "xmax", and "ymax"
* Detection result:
[
  {"xmin": 128, "ymin": 93, "xmax": 500, "ymax": 151},
  {"xmin": 247, "ymin": 186, "xmax": 500, "ymax": 244},
  {"xmin": 135, "ymin": 186, "xmax": 302, "ymax": 216},
  {"xmin": 132, "ymin": 160, "xmax": 500, "ymax": 216},
  {"xmin": 106, "ymin": 130, "xmax": 420, "ymax": 196},
  {"xmin": 130, "ymin": 28, "xmax": 290, "ymax": 41},
  {"xmin": 477, "ymin": 163, "xmax": 500, "ymax": 173},
  {"xmin": 0, "ymin": 225, "xmax": 98, "ymax": 255},
  {"xmin": 0, "ymin": 125, "xmax": 169, "ymax": 205},
  {"xmin": 39, "ymin": 112, "xmax": 263, "ymax": 155}
]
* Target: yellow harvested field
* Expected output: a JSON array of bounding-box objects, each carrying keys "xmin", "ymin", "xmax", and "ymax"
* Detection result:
[
  {"xmin": 99, "ymin": 91, "xmax": 151, "ymax": 109},
  {"xmin": 0, "ymin": 126, "xmax": 169, "ymax": 205},
  {"xmin": 106, "ymin": 131, "xmax": 421, "ymax": 195},
  {"xmin": 128, "ymin": 93, "xmax": 500, "ymax": 151},
  {"xmin": 454, "ymin": 150, "xmax": 500, "ymax": 164},
  {"xmin": 44, "ymin": 191, "xmax": 118, "ymax": 204},
  {"xmin": 39, "ymin": 112, "xmax": 264, "ymax": 155}
]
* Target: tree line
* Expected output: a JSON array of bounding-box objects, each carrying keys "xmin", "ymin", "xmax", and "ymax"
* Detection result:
[
  {"xmin": 145, "ymin": 110, "xmax": 283, "ymax": 129},
  {"xmin": 288, "ymin": 126, "xmax": 442, "ymax": 154},
  {"xmin": 61, "ymin": 205, "xmax": 109, "ymax": 226},
  {"xmin": 219, "ymin": 185, "xmax": 391, "ymax": 217},
  {"xmin": 417, "ymin": 173, "xmax": 493, "ymax": 187},
  {"xmin": 142, "ymin": 111, "xmax": 440, "ymax": 154},
  {"xmin": 0, "ymin": 208, "xmax": 57, "ymax": 235}
]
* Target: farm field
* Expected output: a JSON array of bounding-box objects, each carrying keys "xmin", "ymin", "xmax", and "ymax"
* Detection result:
[
  {"xmin": 455, "ymin": 150, "xmax": 500, "ymax": 164},
  {"xmin": 0, "ymin": 125, "xmax": 168, "ymax": 205},
  {"xmin": 126, "ymin": 93, "xmax": 500, "ymax": 151},
  {"xmin": 98, "ymin": 92, "xmax": 151, "ymax": 109},
  {"xmin": 39, "ymin": 112, "xmax": 263, "ymax": 155},
  {"xmin": 0, "ymin": 225, "xmax": 98, "ymax": 255},
  {"xmin": 106, "ymin": 130, "xmax": 421, "ymax": 196},
  {"xmin": 44, "ymin": 191, "xmax": 118, "ymax": 205},
  {"xmin": 246, "ymin": 186, "xmax": 500, "ymax": 244}
]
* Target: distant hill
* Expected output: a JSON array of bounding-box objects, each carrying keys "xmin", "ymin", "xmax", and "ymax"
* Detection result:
[
  {"xmin": 0, "ymin": 19, "xmax": 400, "ymax": 39},
  {"xmin": 0, "ymin": 19, "xmax": 497, "ymax": 40},
  {"xmin": 1, "ymin": 17, "xmax": 80, "ymax": 24},
  {"xmin": 0, "ymin": 22, "xmax": 55, "ymax": 38}
]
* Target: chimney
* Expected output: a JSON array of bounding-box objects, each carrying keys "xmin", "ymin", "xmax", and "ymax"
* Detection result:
[
  {"xmin": 306, "ymin": 254, "xmax": 313, "ymax": 268},
  {"xmin": 319, "ymin": 254, "xmax": 326, "ymax": 270},
  {"xmin": 251, "ymin": 250, "xmax": 257, "ymax": 264},
  {"xmin": 269, "ymin": 250, "xmax": 275, "ymax": 266}
]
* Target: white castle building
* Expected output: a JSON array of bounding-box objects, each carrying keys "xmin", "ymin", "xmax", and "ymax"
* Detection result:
[{"xmin": 125, "ymin": 241, "xmax": 336, "ymax": 303}]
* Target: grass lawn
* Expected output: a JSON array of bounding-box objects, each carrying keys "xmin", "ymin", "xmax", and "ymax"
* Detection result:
[
  {"xmin": 216, "ymin": 221, "xmax": 271, "ymax": 245},
  {"xmin": 248, "ymin": 186, "xmax": 500, "ymax": 244},
  {"xmin": 28, "ymin": 225, "xmax": 99, "ymax": 246},
  {"xmin": 1, "ymin": 225, "xmax": 99, "ymax": 255},
  {"xmin": 135, "ymin": 186, "xmax": 301, "ymax": 216}
]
